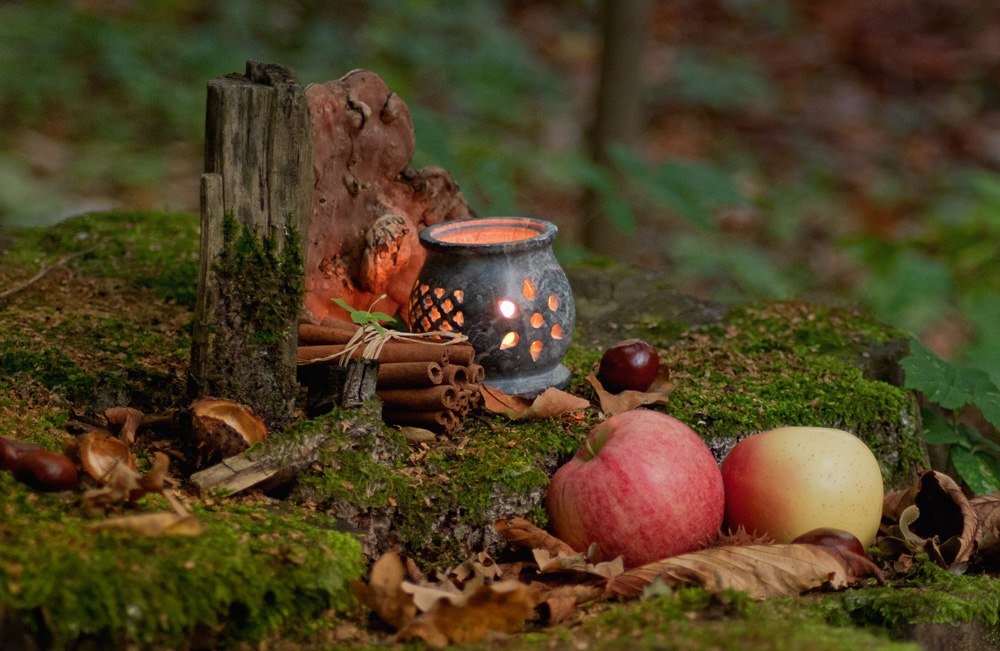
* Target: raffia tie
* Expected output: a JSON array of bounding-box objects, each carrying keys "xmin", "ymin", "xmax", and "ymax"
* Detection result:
[{"xmin": 313, "ymin": 326, "xmax": 469, "ymax": 366}]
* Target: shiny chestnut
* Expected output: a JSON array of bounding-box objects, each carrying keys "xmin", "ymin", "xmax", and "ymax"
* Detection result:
[
  {"xmin": 597, "ymin": 339, "xmax": 660, "ymax": 393},
  {"xmin": 792, "ymin": 527, "xmax": 867, "ymax": 557},
  {"xmin": 12, "ymin": 449, "xmax": 79, "ymax": 492},
  {"xmin": 1, "ymin": 436, "xmax": 39, "ymax": 471}
]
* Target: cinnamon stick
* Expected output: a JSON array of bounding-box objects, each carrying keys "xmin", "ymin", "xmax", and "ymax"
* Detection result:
[
  {"xmin": 444, "ymin": 345, "xmax": 476, "ymax": 367},
  {"xmin": 377, "ymin": 362, "xmax": 443, "ymax": 388},
  {"xmin": 299, "ymin": 321, "xmax": 361, "ymax": 344},
  {"xmin": 441, "ymin": 364, "xmax": 468, "ymax": 387},
  {"xmin": 297, "ymin": 344, "xmax": 448, "ymax": 366},
  {"xmin": 378, "ymin": 386, "xmax": 459, "ymax": 411},
  {"xmin": 467, "ymin": 364, "xmax": 486, "ymax": 384},
  {"xmin": 383, "ymin": 408, "xmax": 458, "ymax": 432}
]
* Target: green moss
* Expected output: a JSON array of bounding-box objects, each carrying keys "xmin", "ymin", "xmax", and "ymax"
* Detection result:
[
  {"xmin": 661, "ymin": 303, "xmax": 926, "ymax": 487},
  {"xmin": 533, "ymin": 589, "xmax": 918, "ymax": 650},
  {"xmin": 4, "ymin": 211, "xmax": 200, "ymax": 305},
  {"xmin": 0, "ymin": 473, "xmax": 363, "ymax": 647}
]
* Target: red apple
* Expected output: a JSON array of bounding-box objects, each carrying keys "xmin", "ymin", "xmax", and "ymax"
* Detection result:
[
  {"xmin": 721, "ymin": 427, "xmax": 883, "ymax": 546},
  {"xmin": 545, "ymin": 410, "xmax": 724, "ymax": 567}
]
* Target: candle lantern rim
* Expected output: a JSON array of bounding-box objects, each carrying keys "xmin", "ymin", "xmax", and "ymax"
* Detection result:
[{"xmin": 418, "ymin": 216, "xmax": 557, "ymax": 254}]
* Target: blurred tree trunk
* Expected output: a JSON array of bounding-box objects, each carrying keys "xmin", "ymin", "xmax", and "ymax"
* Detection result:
[{"xmin": 582, "ymin": 0, "xmax": 653, "ymax": 258}]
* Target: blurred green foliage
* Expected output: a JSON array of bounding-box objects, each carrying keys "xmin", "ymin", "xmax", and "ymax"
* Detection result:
[{"xmin": 0, "ymin": 0, "xmax": 996, "ymax": 387}]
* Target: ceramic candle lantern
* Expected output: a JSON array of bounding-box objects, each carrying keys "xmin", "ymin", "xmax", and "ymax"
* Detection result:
[{"xmin": 408, "ymin": 217, "xmax": 575, "ymax": 397}]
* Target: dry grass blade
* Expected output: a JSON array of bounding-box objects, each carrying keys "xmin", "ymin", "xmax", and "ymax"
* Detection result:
[
  {"xmin": 606, "ymin": 544, "xmax": 882, "ymax": 600},
  {"xmin": 495, "ymin": 517, "xmax": 577, "ymax": 555},
  {"xmin": 92, "ymin": 512, "xmax": 203, "ymax": 537}
]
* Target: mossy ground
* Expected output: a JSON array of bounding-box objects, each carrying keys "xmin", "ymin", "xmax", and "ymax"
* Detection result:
[{"xmin": 0, "ymin": 211, "xmax": 950, "ymax": 648}]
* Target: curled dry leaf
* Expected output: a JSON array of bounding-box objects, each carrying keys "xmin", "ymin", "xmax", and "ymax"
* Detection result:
[
  {"xmin": 447, "ymin": 551, "xmax": 503, "ymax": 585},
  {"xmin": 585, "ymin": 364, "xmax": 672, "ymax": 416},
  {"xmin": 78, "ymin": 432, "xmax": 137, "ymax": 482},
  {"xmin": 879, "ymin": 470, "xmax": 976, "ymax": 568},
  {"xmin": 396, "ymin": 580, "xmax": 537, "ymax": 648},
  {"xmin": 191, "ymin": 398, "xmax": 268, "ymax": 461},
  {"xmin": 536, "ymin": 584, "xmax": 605, "ymax": 625},
  {"xmin": 605, "ymin": 544, "xmax": 883, "ymax": 600},
  {"xmin": 92, "ymin": 511, "xmax": 202, "ymax": 537},
  {"xmin": 531, "ymin": 549, "xmax": 625, "ymax": 580},
  {"xmin": 495, "ymin": 517, "xmax": 578, "ymax": 555},
  {"xmin": 104, "ymin": 406, "xmax": 144, "ymax": 445},
  {"xmin": 971, "ymin": 495, "xmax": 1000, "ymax": 566},
  {"xmin": 83, "ymin": 451, "xmax": 170, "ymax": 507},
  {"xmin": 481, "ymin": 386, "xmax": 589, "ymax": 421},
  {"xmin": 349, "ymin": 552, "xmax": 416, "ymax": 631}
]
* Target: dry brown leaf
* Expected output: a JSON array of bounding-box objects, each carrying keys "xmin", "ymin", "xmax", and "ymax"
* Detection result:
[
  {"xmin": 879, "ymin": 470, "xmax": 976, "ymax": 568},
  {"xmin": 531, "ymin": 549, "xmax": 625, "ymax": 580},
  {"xmin": 349, "ymin": 552, "xmax": 417, "ymax": 631},
  {"xmin": 92, "ymin": 511, "xmax": 203, "ymax": 537},
  {"xmin": 104, "ymin": 406, "xmax": 144, "ymax": 445},
  {"xmin": 495, "ymin": 517, "xmax": 578, "ymax": 555},
  {"xmin": 605, "ymin": 544, "xmax": 882, "ymax": 600},
  {"xmin": 448, "ymin": 551, "xmax": 502, "ymax": 585},
  {"xmin": 78, "ymin": 432, "xmax": 137, "ymax": 482},
  {"xmin": 83, "ymin": 452, "xmax": 170, "ymax": 507},
  {"xmin": 586, "ymin": 364, "xmax": 672, "ymax": 416},
  {"xmin": 536, "ymin": 584, "xmax": 605, "ymax": 625},
  {"xmin": 971, "ymin": 494, "xmax": 1000, "ymax": 566},
  {"xmin": 396, "ymin": 580, "xmax": 536, "ymax": 648},
  {"xmin": 482, "ymin": 386, "xmax": 589, "ymax": 420}
]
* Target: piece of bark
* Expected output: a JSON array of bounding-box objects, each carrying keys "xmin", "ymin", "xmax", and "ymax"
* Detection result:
[{"xmin": 303, "ymin": 70, "xmax": 472, "ymax": 324}]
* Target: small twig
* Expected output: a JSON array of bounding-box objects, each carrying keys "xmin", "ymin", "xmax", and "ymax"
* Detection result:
[{"xmin": 0, "ymin": 248, "xmax": 95, "ymax": 301}]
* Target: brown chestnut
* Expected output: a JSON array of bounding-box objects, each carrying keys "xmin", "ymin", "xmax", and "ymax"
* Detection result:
[
  {"xmin": 0, "ymin": 436, "xmax": 40, "ymax": 471},
  {"xmin": 12, "ymin": 449, "xmax": 79, "ymax": 492},
  {"xmin": 597, "ymin": 339, "xmax": 660, "ymax": 393},
  {"xmin": 792, "ymin": 527, "xmax": 867, "ymax": 557}
]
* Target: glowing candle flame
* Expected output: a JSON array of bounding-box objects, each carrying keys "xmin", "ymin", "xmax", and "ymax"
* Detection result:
[{"xmin": 499, "ymin": 300, "xmax": 517, "ymax": 318}]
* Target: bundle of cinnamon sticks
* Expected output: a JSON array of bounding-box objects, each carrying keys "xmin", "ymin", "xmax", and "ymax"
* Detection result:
[{"xmin": 297, "ymin": 320, "xmax": 483, "ymax": 435}]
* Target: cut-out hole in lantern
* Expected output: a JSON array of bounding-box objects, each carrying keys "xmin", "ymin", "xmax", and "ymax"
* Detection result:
[
  {"xmin": 530, "ymin": 313, "xmax": 544, "ymax": 328},
  {"xmin": 454, "ymin": 289, "xmax": 464, "ymax": 303},
  {"xmin": 420, "ymin": 284, "xmax": 429, "ymax": 293},
  {"xmin": 421, "ymin": 317, "xmax": 432, "ymax": 330},
  {"xmin": 500, "ymin": 332, "xmax": 519, "ymax": 350},
  {"xmin": 551, "ymin": 324, "xmax": 564, "ymax": 339},
  {"xmin": 429, "ymin": 306, "xmax": 441, "ymax": 320},
  {"xmin": 522, "ymin": 278, "xmax": 537, "ymax": 300},
  {"xmin": 454, "ymin": 311, "xmax": 464, "ymax": 326},
  {"xmin": 499, "ymin": 300, "xmax": 517, "ymax": 318},
  {"xmin": 439, "ymin": 322, "xmax": 453, "ymax": 332},
  {"xmin": 434, "ymin": 287, "xmax": 445, "ymax": 298},
  {"xmin": 442, "ymin": 298, "xmax": 454, "ymax": 312},
  {"xmin": 422, "ymin": 295, "xmax": 434, "ymax": 308},
  {"xmin": 530, "ymin": 340, "xmax": 543, "ymax": 361},
  {"xmin": 548, "ymin": 294, "xmax": 560, "ymax": 311}
]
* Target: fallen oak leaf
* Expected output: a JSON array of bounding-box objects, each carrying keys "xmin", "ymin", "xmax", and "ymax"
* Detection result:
[
  {"xmin": 586, "ymin": 364, "xmax": 672, "ymax": 416},
  {"xmin": 396, "ymin": 580, "xmax": 536, "ymax": 648},
  {"xmin": 92, "ymin": 511, "xmax": 203, "ymax": 537},
  {"xmin": 531, "ymin": 549, "xmax": 625, "ymax": 580},
  {"xmin": 482, "ymin": 386, "xmax": 589, "ymax": 421},
  {"xmin": 605, "ymin": 544, "xmax": 883, "ymax": 600},
  {"xmin": 495, "ymin": 517, "xmax": 578, "ymax": 555},
  {"xmin": 349, "ymin": 552, "xmax": 416, "ymax": 631}
]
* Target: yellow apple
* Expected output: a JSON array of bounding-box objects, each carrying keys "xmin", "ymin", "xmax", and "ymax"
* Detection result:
[{"xmin": 721, "ymin": 426, "xmax": 883, "ymax": 546}]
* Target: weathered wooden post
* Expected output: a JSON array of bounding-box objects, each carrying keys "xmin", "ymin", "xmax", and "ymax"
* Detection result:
[{"xmin": 189, "ymin": 61, "xmax": 313, "ymax": 429}]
